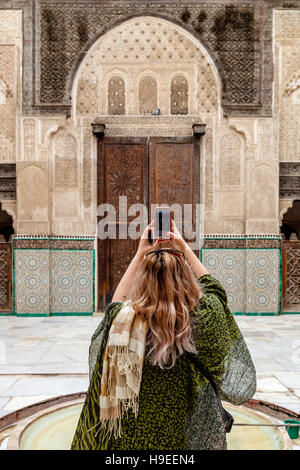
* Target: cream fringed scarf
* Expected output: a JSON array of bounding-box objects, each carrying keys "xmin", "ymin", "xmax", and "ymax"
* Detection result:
[{"xmin": 99, "ymin": 299, "xmax": 148, "ymax": 439}]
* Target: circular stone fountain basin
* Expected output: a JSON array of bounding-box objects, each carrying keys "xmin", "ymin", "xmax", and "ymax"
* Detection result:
[{"xmin": 5, "ymin": 400, "xmax": 289, "ymax": 450}]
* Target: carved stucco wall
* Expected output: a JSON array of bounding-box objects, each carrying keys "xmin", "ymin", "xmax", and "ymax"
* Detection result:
[
  {"xmin": 0, "ymin": 11, "xmax": 21, "ymax": 165},
  {"xmin": 0, "ymin": 10, "xmax": 21, "ymax": 232},
  {"xmin": 73, "ymin": 16, "xmax": 220, "ymax": 118},
  {"xmin": 73, "ymin": 15, "xmax": 279, "ymax": 235},
  {"xmin": 9, "ymin": 10, "xmax": 300, "ymax": 236},
  {"xmin": 20, "ymin": 15, "xmax": 224, "ymax": 236},
  {"xmin": 275, "ymin": 10, "xmax": 300, "ymax": 163},
  {"xmin": 205, "ymin": 115, "xmax": 279, "ymax": 235},
  {"xmin": 274, "ymin": 10, "xmax": 300, "ymax": 223}
]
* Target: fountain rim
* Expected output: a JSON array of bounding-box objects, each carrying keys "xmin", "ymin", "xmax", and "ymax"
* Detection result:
[{"xmin": 1, "ymin": 394, "xmax": 299, "ymax": 432}]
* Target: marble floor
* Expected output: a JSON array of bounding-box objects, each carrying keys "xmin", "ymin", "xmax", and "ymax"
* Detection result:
[{"xmin": 0, "ymin": 313, "xmax": 299, "ymax": 447}]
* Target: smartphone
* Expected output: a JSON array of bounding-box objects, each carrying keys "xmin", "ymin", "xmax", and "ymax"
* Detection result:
[
  {"xmin": 148, "ymin": 226, "xmax": 154, "ymax": 245},
  {"xmin": 155, "ymin": 207, "xmax": 171, "ymax": 239}
]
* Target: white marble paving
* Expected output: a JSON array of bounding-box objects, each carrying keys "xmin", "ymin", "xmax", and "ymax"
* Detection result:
[
  {"xmin": 275, "ymin": 373, "xmax": 300, "ymax": 389},
  {"xmin": 3, "ymin": 375, "xmax": 89, "ymax": 397},
  {"xmin": 0, "ymin": 377, "xmax": 18, "ymax": 395},
  {"xmin": 255, "ymin": 392, "xmax": 300, "ymax": 403},
  {"xmin": 257, "ymin": 377, "xmax": 289, "ymax": 393}
]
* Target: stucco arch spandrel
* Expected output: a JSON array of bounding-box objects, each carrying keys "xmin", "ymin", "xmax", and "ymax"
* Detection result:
[
  {"xmin": 103, "ymin": 68, "xmax": 128, "ymax": 82},
  {"xmin": 45, "ymin": 124, "xmax": 80, "ymax": 149},
  {"xmin": 137, "ymin": 69, "xmax": 160, "ymax": 82},
  {"xmin": 279, "ymin": 199, "xmax": 294, "ymax": 225},
  {"xmin": 216, "ymin": 128, "xmax": 246, "ymax": 165},
  {"xmin": 217, "ymin": 127, "xmax": 246, "ymax": 147},
  {"xmin": 44, "ymin": 124, "xmax": 65, "ymax": 148},
  {"xmin": 71, "ymin": 15, "xmax": 222, "ymax": 118},
  {"xmin": 228, "ymin": 123, "xmax": 252, "ymax": 146}
]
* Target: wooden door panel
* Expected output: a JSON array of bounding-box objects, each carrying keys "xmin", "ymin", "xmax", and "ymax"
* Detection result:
[
  {"xmin": 97, "ymin": 136, "xmax": 201, "ymax": 310},
  {"xmin": 97, "ymin": 138, "xmax": 148, "ymax": 309},
  {"xmin": 149, "ymin": 138, "xmax": 197, "ymax": 207},
  {"xmin": 98, "ymin": 237, "xmax": 138, "ymax": 308},
  {"xmin": 282, "ymin": 240, "xmax": 300, "ymax": 311},
  {"xmin": 102, "ymin": 141, "xmax": 147, "ymax": 213},
  {"xmin": 149, "ymin": 137, "xmax": 200, "ymax": 249},
  {"xmin": 0, "ymin": 243, "xmax": 12, "ymax": 312}
]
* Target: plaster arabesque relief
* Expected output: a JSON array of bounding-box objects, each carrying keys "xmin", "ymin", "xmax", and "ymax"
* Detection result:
[
  {"xmin": 275, "ymin": 10, "xmax": 300, "ymax": 223},
  {"xmin": 3, "ymin": 12, "xmax": 300, "ymax": 235},
  {"xmin": 0, "ymin": 11, "xmax": 22, "ymax": 164}
]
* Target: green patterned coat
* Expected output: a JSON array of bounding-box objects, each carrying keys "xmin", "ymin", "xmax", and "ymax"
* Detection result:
[{"xmin": 71, "ymin": 274, "xmax": 256, "ymax": 450}]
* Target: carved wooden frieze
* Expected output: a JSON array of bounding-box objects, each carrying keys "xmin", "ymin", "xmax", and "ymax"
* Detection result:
[
  {"xmin": 280, "ymin": 162, "xmax": 300, "ymax": 199},
  {"xmin": 0, "ymin": 245, "xmax": 12, "ymax": 311},
  {"xmin": 0, "ymin": 164, "xmax": 16, "ymax": 200}
]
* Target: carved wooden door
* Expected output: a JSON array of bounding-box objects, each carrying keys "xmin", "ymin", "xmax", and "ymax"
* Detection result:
[
  {"xmin": 97, "ymin": 136, "xmax": 200, "ymax": 310},
  {"xmin": 0, "ymin": 243, "xmax": 12, "ymax": 312},
  {"xmin": 97, "ymin": 138, "xmax": 148, "ymax": 309},
  {"xmin": 282, "ymin": 240, "xmax": 300, "ymax": 312}
]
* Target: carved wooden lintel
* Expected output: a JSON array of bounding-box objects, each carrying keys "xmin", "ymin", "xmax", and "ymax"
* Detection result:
[
  {"xmin": 192, "ymin": 124, "xmax": 206, "ymax": 138},
  {"xmin": 91, "ymin": 123, "xmax": 105, "ymax": 138}
]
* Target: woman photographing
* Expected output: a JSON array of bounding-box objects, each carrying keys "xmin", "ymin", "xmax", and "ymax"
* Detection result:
[{"xmin": 71, "ymin": 220, "xmax": 256, "ymax": 450}]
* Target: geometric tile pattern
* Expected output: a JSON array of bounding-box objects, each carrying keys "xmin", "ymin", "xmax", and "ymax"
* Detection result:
[
  {"xmin": 245, "ymin": 249, "xmax": 280, "ymax": 314},
  {"xmin": 50, "ymin": 250, "xmax": 94, "ymax": 314},
  {"xmin": 201, "ymin": 249, "xmax": 246, "ymax": 313},
  {"xmin": 201, "ymin": 247, "xmax": 280, "ymax": 315},
  {"xmin": 13, "ymin": 248, "xmax": 94, "ymax": 316},
  {"xmin": 14, "ymin": 249, "xmax": 50, "ymax": 315},
  {"xmin": 12, "ymin": 239, "xmax": 279, "ymax": 316}
]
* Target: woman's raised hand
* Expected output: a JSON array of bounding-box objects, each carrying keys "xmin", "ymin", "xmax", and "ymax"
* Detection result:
[
  {"xmin": 165, "ymin": 220, "xmax": 188, "ymax": 252},
  {"xmin": 136, "ymin": 219, "xmax": 160, "ymax": 257}
]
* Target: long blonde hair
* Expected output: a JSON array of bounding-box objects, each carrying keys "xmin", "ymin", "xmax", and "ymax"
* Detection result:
[{"xmin": 129, "ymin": 250, "xmax": 202, "ymax": 369}]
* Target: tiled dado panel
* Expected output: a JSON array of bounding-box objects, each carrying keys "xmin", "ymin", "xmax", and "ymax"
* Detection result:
[
  {"xmin": 245, "ymin": 249, "xmax": 280, "ymax": 315},
  {"xmin": 13, "ymin": 237, "xmax": 95, "ymax": 316},
  {"xmin": 50, "ymin": 250, "xmax": 94, "ymax": 315},
  {"xmin": 14, "ymin": 249, "xmax": 50, "ymax": 315},
  {"xmin": 200, "ymin": 237, "xmax": 281, "ymax": 315},
  {"xmin": 201, "ymin": 248, "xmax": 246, "ymax": 314},
  {"xmin": 13, "ymin": 235, "xmax": 281, "ymax": 316}
]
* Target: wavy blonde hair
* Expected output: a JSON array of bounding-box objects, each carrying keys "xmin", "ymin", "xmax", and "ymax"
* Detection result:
[{"xmin": 129, "ymin": 250, "xmax": 202, "ymax": 369}]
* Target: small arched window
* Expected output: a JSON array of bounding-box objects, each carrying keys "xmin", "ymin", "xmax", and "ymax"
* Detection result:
[
  {"xmin": 170, "ymin": 75, "xmax": 188, "ymax": 114},
  {"xmin": 139, "ymin": 76, "xmax": 158, "ymax": 114},
  {"xmin": 108, "ymin": 76, "xmax": 125, "ymax": 115}
]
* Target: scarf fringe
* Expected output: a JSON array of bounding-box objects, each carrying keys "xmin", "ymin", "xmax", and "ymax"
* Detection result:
[
  {"xmin": 107, "ymin": 347, "xmax": 143, "ymax": 398},
  {"xmin": 98, "ymin": 301, "xmax": 147, "ymax": 441},
  {"xmin": 98, "ymin": 416, "xmax": 123, "ymax": 440}
]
